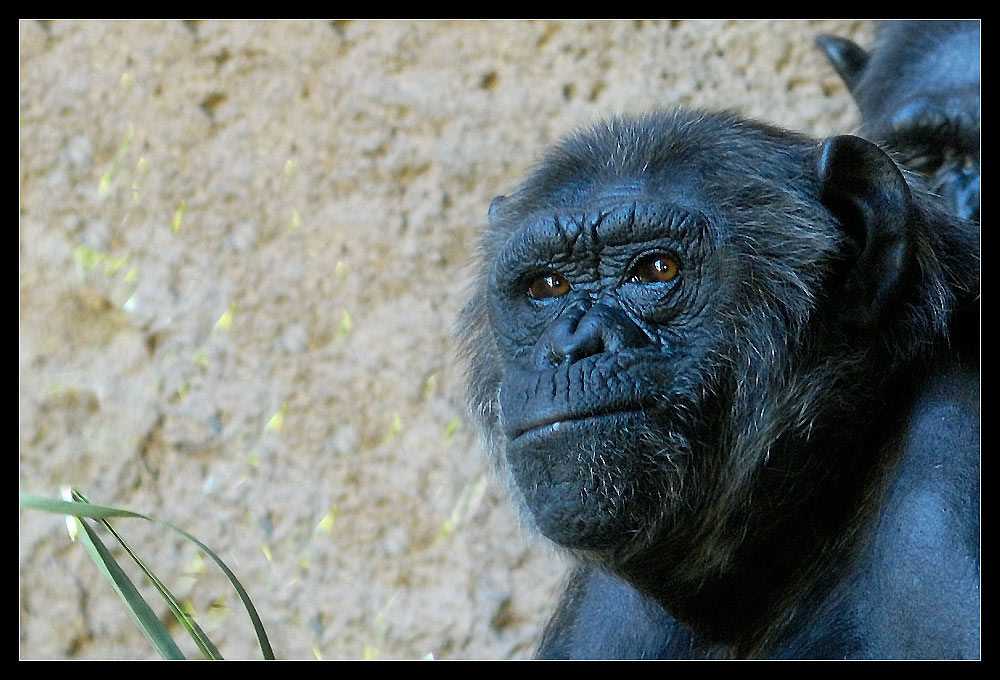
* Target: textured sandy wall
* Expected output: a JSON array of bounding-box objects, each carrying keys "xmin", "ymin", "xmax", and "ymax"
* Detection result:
[{"xmin": 19, "ymin": 19, "xmax": 869, "ymax": 659}]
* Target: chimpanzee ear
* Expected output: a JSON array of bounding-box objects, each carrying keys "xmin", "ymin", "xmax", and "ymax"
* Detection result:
[
  {"xmin": 817, "ymin": 135, "xmax": 914, "ymax": 327},
  {"xmin": 815, "ymin": 35, "xmax": 869, "ymax": 92},
  {"xmin": 488, "ymin": 195, "xmax": 507, "ymax": 217}
]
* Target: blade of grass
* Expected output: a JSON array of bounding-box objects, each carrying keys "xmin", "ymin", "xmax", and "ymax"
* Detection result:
[
  {"xmin": 149, "ymin": 514, "xmax": 276, "ymax": 660},
  {"xmin": 22, "ymin": 493, "xmax": 147, "ymax": 520},
  {"xmin": 69, "ymin": 490, "xmax": 223, "ymax": 660},
  {"xmin": 21, "ymin": 491, "xmax": 274, "ymax": 659},
  {"xmin": 70, "ymin": 513, "xmax": 186, "ymax": 659}
]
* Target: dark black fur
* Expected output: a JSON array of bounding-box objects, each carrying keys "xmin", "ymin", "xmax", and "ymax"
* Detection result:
[
  {"xmin": 817, "ymin": 20, "xmax": 980, "ymax": 222},
  {"xmin": 459, "ymin": 109, "xmax": 980, "ymax": 659}
]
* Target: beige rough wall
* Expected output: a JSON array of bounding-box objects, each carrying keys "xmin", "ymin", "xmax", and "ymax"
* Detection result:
[{"xmin": 19, "ymin": 19, "xmax": 870, "ymax": 660}]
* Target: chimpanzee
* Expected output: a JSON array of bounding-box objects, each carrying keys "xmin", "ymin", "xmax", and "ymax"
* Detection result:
[
  {"xmin": 458, "ymin": 109, "xmax": 980, "ymax": 658},
  {"xmin": 816, "ymin": 20, "xmax": 980, "ymax": 222}
]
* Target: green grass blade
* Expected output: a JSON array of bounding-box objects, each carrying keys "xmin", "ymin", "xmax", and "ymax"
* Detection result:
[
  {"xmin": 88, "ymin": 520, "xmax": 222, "ymax": 657},
  {"xmin": 156, "ymin": 523, "xmax": 275, "ymax": 659},
  {"xmin": 101, "ymin": 522, "xmax": 223, "ymax": 659},
  {"xmin": 68, "ymin": 490, "xmax": 223, "ymax": 660},
  {"xmin": 20, "ymin": 491, "xmax": 274, "ymax": 660},
  {"xmin": 21, "ymin": 493, "xmax": 148, "ymax": 520},
  {"xmin": 71, "ymin": 515, "xmax": 186, "ymax": 659}
]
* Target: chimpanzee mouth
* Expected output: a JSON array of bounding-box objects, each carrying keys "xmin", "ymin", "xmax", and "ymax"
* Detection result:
[{"xmin": 511, "ymin": 408, "xmax": 647, "ymax": 442}]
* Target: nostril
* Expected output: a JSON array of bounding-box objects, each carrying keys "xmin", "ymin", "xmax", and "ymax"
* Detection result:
[
  {"xmin": 534, "ymin": 304, "xmax": 589, "ymax": 369},
  {"xmin": 557, "ymin": 320, "xmax": 605, "ymax": 364}
]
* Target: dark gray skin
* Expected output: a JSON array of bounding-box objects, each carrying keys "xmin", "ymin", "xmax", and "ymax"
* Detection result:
[
  {"xmin": 817, "ymin": 20, "xmax": 980, "ymax": 222},
  {"xmin": 459, "ymin": 109, "xmax": 980, "ymax": 659}
]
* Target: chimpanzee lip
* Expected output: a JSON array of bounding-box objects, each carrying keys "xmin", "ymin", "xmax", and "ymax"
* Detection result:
[{"xmin": 510, "ymin": 406, "xmax": 647, "ymax": 442}]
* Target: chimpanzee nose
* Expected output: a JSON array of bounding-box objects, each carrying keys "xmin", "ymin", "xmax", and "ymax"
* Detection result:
[{"xmin": 535, "ymin": 302, "xmax": 649, "ymax": 368}]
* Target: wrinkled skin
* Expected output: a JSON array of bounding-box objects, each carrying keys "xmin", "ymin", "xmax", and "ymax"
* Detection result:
[
  {"xmin": 817, "ymin": 20, "xmax": 980, "ymax": 222},
  {"xmin": 459, "ymin": 110, "xmax": 980, "ymax": 659}
]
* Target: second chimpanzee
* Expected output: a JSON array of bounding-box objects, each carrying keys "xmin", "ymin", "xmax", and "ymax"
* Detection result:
[{"xmin": 817, "ymin": 20, "xmax": 980, "ymax": 222}]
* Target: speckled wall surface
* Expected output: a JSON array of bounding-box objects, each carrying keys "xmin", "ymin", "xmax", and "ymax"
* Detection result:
[{"xmin": 19, "ymin": 20, "xmax": 869, "ymax": 659}]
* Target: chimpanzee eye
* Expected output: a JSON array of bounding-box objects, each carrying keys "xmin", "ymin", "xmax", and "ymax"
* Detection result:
[
  {"xmin": 528, "ymin": 273, "xmax": 571, "ymax": 299},
  {"xmin": 627, "ymin": 254, "xmax": 680, "ymax": 284}
]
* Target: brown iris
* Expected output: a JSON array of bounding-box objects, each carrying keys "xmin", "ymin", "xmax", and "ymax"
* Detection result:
[
  {"xmin": 528, "ymin": 273, "xmax": 570, "ymax": 299},
  {"xmin": 628, "ymin": 254, "xmax": 679, "ymax": 284}
]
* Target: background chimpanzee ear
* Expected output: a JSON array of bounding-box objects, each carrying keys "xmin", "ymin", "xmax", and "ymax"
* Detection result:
[
  {"xmin": 488, "ymin": 194, "xmax": 507, "ymax": 218},
  {"xmin": 817, "ymin": 135, "xmax": 914, "ymax": 329},
  {"xmin": 814, "ymin": 35, "xmax": 869, "ymax": 92}
]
